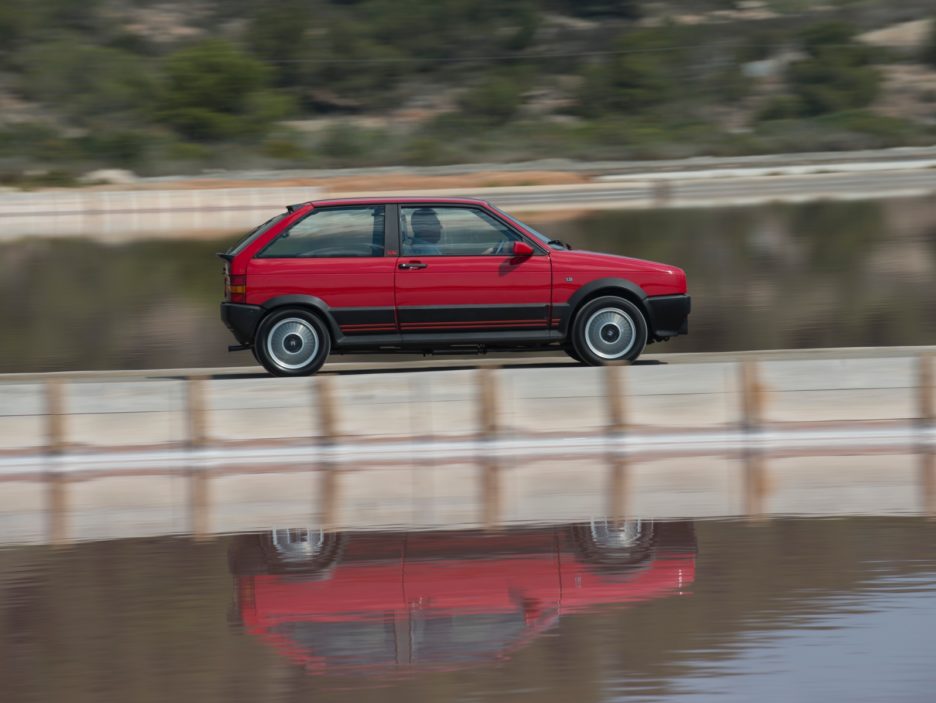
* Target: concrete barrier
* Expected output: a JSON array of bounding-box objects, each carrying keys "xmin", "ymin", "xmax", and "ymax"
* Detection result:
[
  {"xmin": 0, "ymin": 355, "xmax": 933, "ymax": 454},
  {"xmin": 0, "ymin": 353, "xmax": 933, "ymax": 545}
]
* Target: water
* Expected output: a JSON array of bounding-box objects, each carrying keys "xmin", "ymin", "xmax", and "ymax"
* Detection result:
[
  {"xmin": 1, "ymin": 197, "xmax": 934, "ymax": 372},
  {"xmin": 3, "ymin": 518, "xmax": 936, "ymax": 702}
]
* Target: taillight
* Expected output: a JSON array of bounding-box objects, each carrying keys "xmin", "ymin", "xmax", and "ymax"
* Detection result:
[{"xmin": 226, "ymin": 273, "xmax": 247, "ymax": 303}]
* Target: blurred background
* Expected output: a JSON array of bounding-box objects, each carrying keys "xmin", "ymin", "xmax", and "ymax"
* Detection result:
[
  {"xmin": 1, "ymin": 1, "xmax": 936, "ymax": 372},
  {"xmin": 1, "ymin": 0, "xmax": 936, "ymax": 176}
]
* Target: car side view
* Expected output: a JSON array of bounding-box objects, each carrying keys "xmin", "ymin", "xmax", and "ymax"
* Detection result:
[{"xmin": 219, "ymin": 197, "xmax": 690, "ymax": 376}]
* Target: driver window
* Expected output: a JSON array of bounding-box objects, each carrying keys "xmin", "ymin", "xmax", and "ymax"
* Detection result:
[
  {"xmin": 259, "ymin": 206, "xmax": 385, "ymax": 258},
  {"xmin": 401, "ymin": 206, "xmax": 521, "ymax": 256}
]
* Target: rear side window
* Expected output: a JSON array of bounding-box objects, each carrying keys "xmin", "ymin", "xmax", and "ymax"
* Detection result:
[{"xmin": 258, "ymin": 206, "xmax": 385, "ymax": 258}]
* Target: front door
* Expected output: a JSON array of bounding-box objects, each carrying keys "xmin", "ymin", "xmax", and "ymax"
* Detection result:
[{"xmin": 394, "ymin": 204, "xmax": 552, "ymax": 338}]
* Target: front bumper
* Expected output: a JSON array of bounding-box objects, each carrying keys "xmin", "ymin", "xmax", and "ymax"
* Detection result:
[
  {"xmin": 646, "ymin": 294, "xmax": 690, "ymax": 339},
  {"xmin": 220, "ymin": 302, "xmax": 263, "ymax": 346}
]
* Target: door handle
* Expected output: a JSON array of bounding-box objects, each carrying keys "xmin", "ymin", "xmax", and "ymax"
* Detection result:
[{"xmin": 398, "ymin": 262, "xmax": 428, "ymax": 270}]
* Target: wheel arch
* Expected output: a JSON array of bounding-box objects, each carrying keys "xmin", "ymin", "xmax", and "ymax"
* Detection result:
[
  {"xmin": 558, "ymin": 278, "xmax": 651, "ymax": 336},
  {"xmin": 259, "ymin": 295, "xmax": 341, "ymax": 344}
]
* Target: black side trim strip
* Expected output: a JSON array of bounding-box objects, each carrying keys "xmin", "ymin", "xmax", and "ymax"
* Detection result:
[
  {"xmin": 334, "ymin": 330, "xmax": 562, "ymax": 350},
  {"xmin": 332, "ymin": 307, "xmax": 396, "ymax": 326},
  {"xmin": 398, "ymin": 304, "xmax": 548, "ymax": 325}
]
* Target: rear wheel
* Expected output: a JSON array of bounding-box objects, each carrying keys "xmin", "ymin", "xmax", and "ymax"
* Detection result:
[
  {"xmin": 571, "ymin": 519, "xmax": 656, "ymax": 571},
  {"xmin": 571, "ymin": 296, "xmax": 648, "ymax": 365},
  {"xmin": 255, "ymin": 307, "xmax": 331, "ymax": 377}
]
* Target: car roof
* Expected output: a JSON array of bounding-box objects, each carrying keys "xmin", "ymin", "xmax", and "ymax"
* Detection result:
[{"xmin": 286, "ymin": 196, "xmax": 491, "ymax": 211}]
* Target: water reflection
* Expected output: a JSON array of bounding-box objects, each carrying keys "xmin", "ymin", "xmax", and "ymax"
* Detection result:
[
  {"xmin": 228, "ymin": 521, "xmax": 697, "ymax": 675},
  {"xmin": 1, "ymin": 197, "xmax": 935, "ymax": 372},
  {"xmin": 4, "ymin": 518, "xmax": 936, "ymax": 702}
]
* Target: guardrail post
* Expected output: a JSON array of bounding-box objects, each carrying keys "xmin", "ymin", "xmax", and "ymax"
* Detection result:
[
  {"xmin": 319, "ymin": 466, "xmax": 340, "ymax": 532},
  {"xmin": 188, "ymin": 469, "xmax": 211, "ymax": 540},
  {"xmin": 607, "ymin": 457, "xmax": 629, "ymax": 521},
  {"xmin": 739, "ymin": 360, "xmax": 764, "ymax": 430},
  {"xmin": 921, "ymin": 453, "xmax": 936, "ymax": 518},
  {"xmin": 316, "ymin": 375, "xmax": 339, "ymax": 443},
  {"xmin": 45, "ymin": 379, "xmax": 66, "ymax": 454},
  {"xmin": 481, "ymin": 459, "xmax": 502, "ymax": 529},
  {"xmin": 652, "ymin": 180, "xmax": 673, "ymax": 207},
  {"xmin": 743, "ymin": 452, "xmax": 769, "ymax": 519},
  {"xmin": 186, "ymin": 376, "xmax": 207, "ymax": 448},
  {"xmin": 46, "ymin": 474, "xmax": 68, "ymax": 545},
  {"xmin": 477, "ymin": 367, "xmax": 500, "ymax": 438},
  {"xmin": 920, "ymin": 354, "xmax": 934, "ymax": 427},
  {"xmin": 739, "ymin": 360, "xmax": 769, "ymax": 518},
  {"xmin": 606, "ymin": 363, "xmax": 627, "ymax": 434},
  {"xmin": 920, "ymin": 355, "xmax": 936, "ymax": 517}
]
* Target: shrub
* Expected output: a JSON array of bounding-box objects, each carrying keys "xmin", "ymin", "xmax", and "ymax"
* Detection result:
[
  {"xmin": 786, "ymin": 22, "xmax": 880, "ymax": 116},
  {"xmin": 458, "ymin": 76, "xmax": 523, "ymax": 124},
  {"xmin": 20, "ymin": 40, "xmax": 154, "ymax": 123},
  {"xmin": 156, "ymin": 40, "xmax": 289, "ymax": 141},
  {"xmin": 923, "ymin": 18, "xmax": 936, "ymax": 67}
]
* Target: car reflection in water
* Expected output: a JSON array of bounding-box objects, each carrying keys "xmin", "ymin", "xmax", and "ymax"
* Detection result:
[{"xmin": 228, "ymin": 520, "xmax": 697, "ymax": 675}]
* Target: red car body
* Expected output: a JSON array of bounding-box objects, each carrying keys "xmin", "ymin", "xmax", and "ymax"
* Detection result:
[
  {"xmin": 219, "ymin": 198, "xmax": 690, "ymax": 374},
  {"xmin": 229, "ymin": 522, "xmax": 696, "ymax": 674}
]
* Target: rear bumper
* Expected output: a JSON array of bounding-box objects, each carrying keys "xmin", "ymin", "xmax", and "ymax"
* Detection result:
[
  {"xmin": 221, "ymin": 302, "xmax": 263, "ymax": 346},
  {"xmin": 646, "ymin": 294, "xmax": 690, "ymax": 339}
]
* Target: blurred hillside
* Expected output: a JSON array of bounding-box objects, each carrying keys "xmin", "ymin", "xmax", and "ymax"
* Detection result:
[{"xmin": 1, "ymin": 0, "xmax": 936, "ymax": 184}]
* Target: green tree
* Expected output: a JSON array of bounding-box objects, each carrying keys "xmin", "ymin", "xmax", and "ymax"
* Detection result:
[
  {"xmin": 577, "ymin": 29, "xmax": 675, "ymax": 116},
  {"xmin": 458, "ymin": 75, "xmax": 524, "ymax": 124},
  {"xmin": 157, "ymin": 40, "xmax": 290, "ymax": 141},
  {"xmin": 0, "ymin": 0, "xmax": 34, "ymax": 66},
  {"xmin": 556, "ymin": 0, "xmax": 641, "ymax": 19},
  {"xmin": 923, "ymin": 18, "xmax": 936, "ymax": 67},
  {"xmin": 787, "ymin": 22, "xmax": 880, "ymax": 116},
  {"xmin": 20, "ymin": 39, "xmax": 154, "ymax": 123},
  {"xmin": 246, "ymin": 0, "xmax": 312, "ymax": 87}
]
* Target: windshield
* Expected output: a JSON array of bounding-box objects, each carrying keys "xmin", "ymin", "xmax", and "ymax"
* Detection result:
[
  {"xmin": 226, "ymin": 212, "xmax": 289, "ymax": 256},
  {"xmin": 492, "ymin": 207, "xmax": 566, "ymax": 251}
]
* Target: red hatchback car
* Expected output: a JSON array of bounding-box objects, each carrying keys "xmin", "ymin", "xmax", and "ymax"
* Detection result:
[{"xmin": 219, "ymin": 197, "xmax": 690, "ymax": 376}]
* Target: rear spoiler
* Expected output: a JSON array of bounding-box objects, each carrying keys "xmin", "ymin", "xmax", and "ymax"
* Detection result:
[{"xmin": 216, "ymin": 252, "xmax": 234, "ymax": 262}]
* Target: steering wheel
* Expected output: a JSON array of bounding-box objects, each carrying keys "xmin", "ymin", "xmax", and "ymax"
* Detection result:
[{"xmin": 490, "ymin": 239, "xmax": 511, "ymax": 256}]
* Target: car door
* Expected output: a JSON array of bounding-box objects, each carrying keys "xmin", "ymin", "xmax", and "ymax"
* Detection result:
[
  {"xmin": 394, "ymin": 204, "xmax": 552, "ymax": 338},
  {"xmin": 247, "ymin": 204, "xmax": 398, "ymax": 336}
]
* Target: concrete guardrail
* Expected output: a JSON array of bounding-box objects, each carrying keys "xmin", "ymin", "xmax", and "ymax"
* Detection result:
[{"xmin": 0, "ymin": 355, "xmax": 932, "ymax": 546}]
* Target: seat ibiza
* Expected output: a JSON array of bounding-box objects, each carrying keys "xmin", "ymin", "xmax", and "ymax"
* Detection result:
[{"xmin": 219, "ymin": 197, "xmax": 690, "ymax": 376}]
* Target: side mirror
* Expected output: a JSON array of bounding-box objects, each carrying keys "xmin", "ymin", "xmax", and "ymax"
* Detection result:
[{"xmin": 513, "ymin": 241, "xmax": 534, "ymax": 257}]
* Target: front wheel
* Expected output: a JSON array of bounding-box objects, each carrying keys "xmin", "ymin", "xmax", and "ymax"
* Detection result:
[
  {"xmin": 570, "ymin": 296, "xmax": 648, "ymax": 365},
  {"xmin": 255, "ymin": 307, "xmax": 331, "ymax": 377}
]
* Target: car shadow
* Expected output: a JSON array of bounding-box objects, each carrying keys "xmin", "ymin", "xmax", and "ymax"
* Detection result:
[{"xmin": 221, "ymin": 357, "xmax": 663, "ymax": 379}]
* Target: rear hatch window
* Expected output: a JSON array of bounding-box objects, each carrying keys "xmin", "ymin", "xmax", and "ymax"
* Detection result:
[{"xmin": 222, "ymin": 212, "xmax": 289, "ymax": 259}]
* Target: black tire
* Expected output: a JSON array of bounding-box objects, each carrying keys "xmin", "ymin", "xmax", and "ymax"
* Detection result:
[
  {"xmin": 255, "ymin": 307, "xmax": 331, "ymax": 377},
  {"xmin": 570, "ymin": 519, "xmax": 656, "ymax": 573},
  {"xmin": 570, "ymin": 296, "xmax": 648, "ymax": 365},
  {"xmin": 564, "ymin": 345, "xmax": 585, "ymax": 364},
  {"xmin": 228, "ymin": 529, "xmax": 344, "ymax": 579}
]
